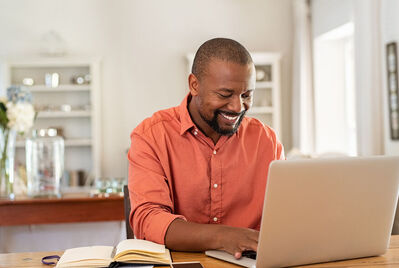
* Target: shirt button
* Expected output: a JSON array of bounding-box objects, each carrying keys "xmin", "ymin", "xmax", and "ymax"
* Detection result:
[
  {"xmin": 213, "ymin": 217, "xmax": 218, "ymax": 222},
  {"xmin": 213, "ymin": 183, "xmax": 218, "ymax": 188},
  {"xmin": 194, "ymin": 131, "xmax": 198, "ymax": 135},
  {"xmin": 213, "ymin": 150, "xmax": 217, "ymax": 155}
]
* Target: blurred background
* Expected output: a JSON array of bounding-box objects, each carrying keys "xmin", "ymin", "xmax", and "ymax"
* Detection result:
[{"xmin": 0, "ymin": 0, "xmax": 398, "ymax": 253}]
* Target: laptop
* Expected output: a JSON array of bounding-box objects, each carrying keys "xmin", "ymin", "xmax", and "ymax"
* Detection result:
[{"xmin": 205, "ymin": 156, "xmax": 399, "ymax": 267}]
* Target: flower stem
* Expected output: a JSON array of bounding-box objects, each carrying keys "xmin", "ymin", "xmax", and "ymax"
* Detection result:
[{"xmin": 0, "ymin": 128, "xmax": 11, "ymax": 197}]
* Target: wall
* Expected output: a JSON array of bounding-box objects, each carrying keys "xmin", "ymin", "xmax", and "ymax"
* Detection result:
[
  {"xmin": 312, "ymin": 0, "xmax": 353, "ymax": 38},
  {"xmin": 0, "ymin": 0, "xmax": 294, "ymax": 177}
]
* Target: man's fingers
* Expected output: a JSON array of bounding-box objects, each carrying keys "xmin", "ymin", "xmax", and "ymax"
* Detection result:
[
  {"xmin": 248, "ymin": 230, "xmax": 259, "ymax": 243},
  {"xmin": 232, "ymin": 241, "xmax": 258, "ymax": 259},
  {"xmin": 250, "ymin": 240, "xmax": 258, "ymax": 251},
  {"xmin": 240, "ymin": 239, "xmax": 258, "ymax": 252},
  {"xmin": 219, "ymin": 227, "xmax": 259, "ymax": 259},
  {"xmin": 234, "ymin": 251, "xmax": 242, "ymax": 259}
]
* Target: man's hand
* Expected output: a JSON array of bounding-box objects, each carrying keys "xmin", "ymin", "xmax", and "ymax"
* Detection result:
[
  {"xmin": 165, "ymin": 219, "xmax": 259, "ymax": 259},
  {"xmin": 215, "ymin": 225, "xmax": 258, "ymax": 259}
]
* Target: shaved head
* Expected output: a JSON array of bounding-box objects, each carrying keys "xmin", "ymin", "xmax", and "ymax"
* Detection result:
[{"xmin": 191, "ymin": 38, "xmax": 253, "ymax": 81}]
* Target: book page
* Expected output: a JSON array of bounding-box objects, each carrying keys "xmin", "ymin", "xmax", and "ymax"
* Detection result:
[
  {"xmin": 57, "ymin": 245, "xmax": 113, "ymax": 264},
  {"xmin": 115, "ymin": 248, "xmax": 171, "ymax": 264},
  {"xmin": 115, "ymin": 239, "xmax": 165, "ymax": 257}
]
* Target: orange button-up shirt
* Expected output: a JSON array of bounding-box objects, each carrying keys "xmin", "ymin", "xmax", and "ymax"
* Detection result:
[{"xmin": 128, "ymin": 94, "xmax": 284, "ymax": 244}]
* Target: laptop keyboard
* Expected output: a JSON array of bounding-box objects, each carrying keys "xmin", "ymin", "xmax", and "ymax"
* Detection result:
[{"xmin": 242, "ymin": 250, "xmax": 257, "ymax": 260}]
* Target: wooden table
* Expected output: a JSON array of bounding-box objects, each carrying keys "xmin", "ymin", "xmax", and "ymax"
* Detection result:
[
  {"xmin": 2, "ymin": 235, "xmax": 399, "ymax": 268},
  {"xmin": 0, "ymin": 193, "xmax": 124, "ymax": 226}
]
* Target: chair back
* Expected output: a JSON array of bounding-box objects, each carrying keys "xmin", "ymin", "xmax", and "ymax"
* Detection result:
[{"xmin": 123, "ymin": 185, "xmax": 134, "ymax": 239}]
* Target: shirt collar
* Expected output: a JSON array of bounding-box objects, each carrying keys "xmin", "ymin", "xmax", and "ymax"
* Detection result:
[{"xmin": 179, "ymin": 93, "xmax": 196, "ymax": 135}]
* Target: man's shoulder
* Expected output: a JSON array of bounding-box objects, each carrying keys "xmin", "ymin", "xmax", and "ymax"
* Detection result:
[
  {"xmin": 241, "ymin": 116, "xmax": 278, "ymax": 139},
  {"xmin": 133, "ymin": 106, "xmax": 179, "ymax": 136}
]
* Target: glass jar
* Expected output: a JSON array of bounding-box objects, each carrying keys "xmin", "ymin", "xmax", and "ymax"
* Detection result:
[{"xmin": 26, "ymin": 128, "xmax": 64, "ymax": 197}]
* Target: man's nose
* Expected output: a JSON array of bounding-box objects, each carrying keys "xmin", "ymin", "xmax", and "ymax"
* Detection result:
[{"xmin": 228, "ymin": 95, "xmax": 245, "ymax": 114}]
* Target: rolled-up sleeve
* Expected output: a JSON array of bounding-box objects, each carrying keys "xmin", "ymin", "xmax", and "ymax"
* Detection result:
[{"xmin": 128, "ymin": 131, "xmax": 186, "ymax": 244}]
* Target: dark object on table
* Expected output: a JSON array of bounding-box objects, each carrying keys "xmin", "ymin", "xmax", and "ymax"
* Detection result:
[
  {"xmin": 123, "ymin": 185, "xmax": 134, "ymax": 239},
  {"xmin": 242, "ymin": 250, "xmax": 257, "ymax": 260}
]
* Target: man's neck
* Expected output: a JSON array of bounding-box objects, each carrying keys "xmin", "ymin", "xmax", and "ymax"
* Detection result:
[{"xmin": 187, "ymin": 97, "xmax": 220, "ymax": 145}]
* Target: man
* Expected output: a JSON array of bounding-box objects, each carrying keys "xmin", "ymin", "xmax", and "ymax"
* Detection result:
[{"xmin": 128, "ymin": 38, "xmax": 284, "ymax": 259}]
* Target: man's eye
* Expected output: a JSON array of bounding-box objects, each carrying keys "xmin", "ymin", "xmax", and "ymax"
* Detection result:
[
  {"xmin": 218, "ymin": 93, "xmax": 231, "ymax": 98},
  {"xmin": 242, "ymin": 92, "xmax": 252, "ymax": 98}
]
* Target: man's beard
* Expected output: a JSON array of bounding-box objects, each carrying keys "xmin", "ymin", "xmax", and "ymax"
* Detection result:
[{"xmin": 199, "ymin": 109, "xmax": 246, "ymax": 136}]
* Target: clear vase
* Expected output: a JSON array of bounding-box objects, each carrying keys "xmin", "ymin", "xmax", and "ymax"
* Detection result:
[
  {"xmin": 26, "ymin": 128, "xmax": 64, "ymax": 197},
  {"xmin": 0, "ymin": 128, "xmax": 16, "ymax": 199}
]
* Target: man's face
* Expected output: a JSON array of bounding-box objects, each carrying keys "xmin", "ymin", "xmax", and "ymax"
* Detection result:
[{"xmin": 189, "ymin": 59, "xmax": 256, "ymax": 137}]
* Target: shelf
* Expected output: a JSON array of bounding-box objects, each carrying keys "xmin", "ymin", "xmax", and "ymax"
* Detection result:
[
  {"xmin": 16, "ymin": 138, "xmax": 92, "ymax": 148},
  {"xmin": 64, "ymin": 138, "xmax": 92, "ymax": 146},
  {"xmin": 255, "ymin": 81, "xmax": 273, "ymax": 88},
  {"xmin": 6, "ymin": 57, "xmax": 100, "ymax": 67},
  {"xmin": 6, "ymin": 58, "xmax": 101, "ymax": 177},
  {"xmin": 37, "ymin": 110, "xmax": 91, "ymax": 118},
  {"xmin": 248, "ymin": 106, "xmax": 274, "ymax": 114},
  {"xmin": 28, "ymin": 85, "xmax": 90, "ymax": 92}
]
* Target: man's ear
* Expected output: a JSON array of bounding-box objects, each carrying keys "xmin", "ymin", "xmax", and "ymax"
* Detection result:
[{"xmin": 188, "ymin": 73, "xmax": 200, "ymax": 96}]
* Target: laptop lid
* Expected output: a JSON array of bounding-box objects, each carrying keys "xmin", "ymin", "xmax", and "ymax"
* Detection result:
[
  {"xmin": 206, "ymin": 156, "xmax": 399, "ymax": 267},
  {"xmin": 256, "ymin": 156, "xmax": 399, "ymax": 267}
]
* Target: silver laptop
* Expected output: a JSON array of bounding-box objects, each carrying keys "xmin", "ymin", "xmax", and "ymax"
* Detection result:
[{"xmin": 206, "ymin": 156, "xmax": 399, "ymax": 267}]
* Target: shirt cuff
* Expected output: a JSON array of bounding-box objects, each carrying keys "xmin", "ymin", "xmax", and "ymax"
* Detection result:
[{"xmin": 144, "ymin": 211, "xmax": 186, "ymax": 245}]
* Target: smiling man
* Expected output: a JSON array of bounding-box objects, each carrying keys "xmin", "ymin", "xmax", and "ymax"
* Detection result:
[
  {"xmin": 188, "ymin": 57, "xmax": 252, "ymax": 143},
  {"xmin": 128, "ymin": 38, "xmax": 284, "ymax": 258}
]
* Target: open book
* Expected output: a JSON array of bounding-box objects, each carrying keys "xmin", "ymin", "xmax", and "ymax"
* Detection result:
[{"xmin": 55, "ymin": 239, "xmax": 171, "ymax": 267}]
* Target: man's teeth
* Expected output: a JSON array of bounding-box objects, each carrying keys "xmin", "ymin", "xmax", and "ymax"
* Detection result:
[{"xmin": 221, "ymin": 113, "xmax": 238, "ymax": 120}]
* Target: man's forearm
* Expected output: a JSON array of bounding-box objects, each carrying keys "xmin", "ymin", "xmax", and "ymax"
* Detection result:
[
  {"xmin": 165, "ymin": 218, "xmax": 224, "ymax": 251},
  {"xmin": 164, "ymin": 218, "xmax": 259, "ymax": 257}
]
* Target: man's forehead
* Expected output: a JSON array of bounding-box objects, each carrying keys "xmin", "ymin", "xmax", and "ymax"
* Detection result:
[
  {"xmin": 204, "ymin": 61, "xmax": 256, "ymax": 91},
  {"xmin": 207, "ymin": 57, "xmax": 254, "ymax": 67},
  {"xmin": 203, "ymin": 58, "xmax": 255, "ymax": 76}
]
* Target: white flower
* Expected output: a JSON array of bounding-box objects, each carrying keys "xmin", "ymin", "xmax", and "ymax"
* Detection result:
[{"xmin": 6, "ymin": 102, "xmax": 35, "ymax": 133}]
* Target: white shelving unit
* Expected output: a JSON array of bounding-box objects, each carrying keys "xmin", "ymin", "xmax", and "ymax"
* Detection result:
[
  {"xmin": 1, "ymin": 57, "xmax": 102, "ymax": 178},
  {"xmin": 15, "ymin": 138, "xmax": 92, "ymax": 148},
  {"xmin": 185, "ymin": 52, "xmax": 282, "ymax": 137},
  {"xmin": 248, "ymin": 106, "xmax": 274, "ymax": 114},
  {"xmin": 37, "ymin": 111, "xmax": 92, "ymax": 118},
  {"xmin": 250, "ymin": 52, "xmax": 281, "ymax": 137},
  {"xmin": 29, "ymin": 85, "xmax": 91, "ymax": 92}
]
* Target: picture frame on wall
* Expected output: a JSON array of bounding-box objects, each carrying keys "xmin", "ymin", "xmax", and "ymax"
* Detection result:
[{"xmin": 386, "ymin": 42, "xmax": 399, "ymax": 140}]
